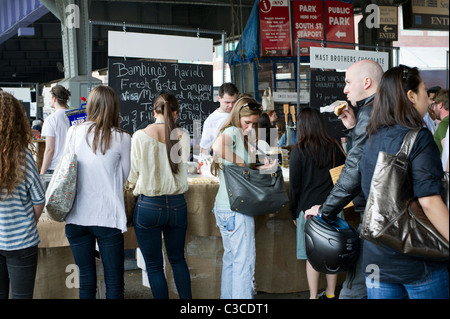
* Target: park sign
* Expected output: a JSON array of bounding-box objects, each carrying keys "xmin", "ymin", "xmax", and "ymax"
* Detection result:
[
  {"xmin": 292, "ymin": 0, "xmax": 354, "ymax": 55},
  {"xmin": 292, "ymin": 0, "xmax": 324, "ymax": 55},
  {"xmin": 324, "ymin": 0, "xmax": 354, "ymax": 48}
]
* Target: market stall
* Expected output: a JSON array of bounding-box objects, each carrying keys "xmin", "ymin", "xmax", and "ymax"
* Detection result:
[{"xmin": 35, "ymin": 173, "xmax": 349, "ymax": 299}]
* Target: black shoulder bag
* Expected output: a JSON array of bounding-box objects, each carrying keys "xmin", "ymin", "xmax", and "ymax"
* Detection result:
[{"xmin": 223, "ymin": 164, "xmax": 289, "ymax": 216}]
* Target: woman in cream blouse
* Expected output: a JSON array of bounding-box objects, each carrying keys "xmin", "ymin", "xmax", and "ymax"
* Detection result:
[{"xmin": 128, "ymin": 93, "xmax": 191, "ymax": 299}]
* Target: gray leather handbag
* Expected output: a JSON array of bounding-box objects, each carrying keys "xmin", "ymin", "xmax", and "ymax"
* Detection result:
[
  {"xmin": 223, "ymin": 164, "xmax": 289, "ymax": 216},
  {"xmin": 360, "ymin": 129, "xmax": 449, "ymax": 259}
]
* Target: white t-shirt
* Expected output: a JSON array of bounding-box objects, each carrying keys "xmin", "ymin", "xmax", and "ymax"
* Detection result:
[
  {"xmin": 424, "ymin": 112, "xmax": 438, "ymax": 134},
  {"xmin": 199, "ymin": 109, "xmax": 230, "ymax": 150},
  {"xmin": 64, "ymin": 122, "xmax": 131, "ymax": 233},
  {"xmin": 41, "ymin": 109, "xmax": 69, "ymax": 170}
]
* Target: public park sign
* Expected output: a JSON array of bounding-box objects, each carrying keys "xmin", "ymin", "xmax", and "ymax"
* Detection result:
[{"xmin": 323, "ymin": 0, "xmax": 355, "ymax": 47}]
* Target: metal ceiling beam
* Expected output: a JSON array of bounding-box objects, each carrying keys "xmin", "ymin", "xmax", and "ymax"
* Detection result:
[
  {"xmin": 93, "ymin": 0, "xmax": 254, "ymax": 7},
  {"xmin": 0, "ymin": 0, "xmax": 255, "ymax": 84}
]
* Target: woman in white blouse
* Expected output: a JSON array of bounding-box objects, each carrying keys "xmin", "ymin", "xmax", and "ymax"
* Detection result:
[
  {"xmin": 64, "ymin": 85, "xmax": 131, "ymax": 299},
  {"xmin": 128, "ymin": 93, "xmax": 191, "ymax": 299}
]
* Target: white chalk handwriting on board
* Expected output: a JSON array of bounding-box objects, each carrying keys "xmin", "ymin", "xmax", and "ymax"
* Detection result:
[{"xmin": 108, "ymin": 58, "xmax": 215, "ymax": 135}]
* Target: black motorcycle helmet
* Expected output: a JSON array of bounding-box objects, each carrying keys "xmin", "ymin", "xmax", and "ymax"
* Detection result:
[{"xmin": 304, "ymin": 216, "xmax": 360, "ymax": 274}]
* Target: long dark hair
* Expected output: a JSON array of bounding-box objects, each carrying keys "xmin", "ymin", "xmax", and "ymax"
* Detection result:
[
  {"xmin": 258, "ymin": 112, "xmax": 273, "ymax": 145},
  {"xmin": 153, "ymin": 93, "xmax": 181, "ymax": 174},
  {"xmin": 294, "ymin": 108, "xmax": 336, "ymax": 169},
  {"xmin": 367, "ymin": 65, "xmax": 425, "ymax": 136}
]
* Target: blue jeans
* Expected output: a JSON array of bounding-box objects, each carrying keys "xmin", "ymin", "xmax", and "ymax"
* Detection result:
[
  {"xmin": 366, "ymin": 268, "xmax": 449, "ymax": 299},
  {"xmin": 213, "ymin": 205, "xmax": 255, "ymax": 299},
  {"xmin": 0, "ymin": 245, "xmax": 38, "ymax": 299},
  {"xmin": 65, "ymin": 224, "xmax": 124, "ymax": 299},
  {"xmin": 134, "ymin": 194, "xmax": 191, "ymax": 299}
]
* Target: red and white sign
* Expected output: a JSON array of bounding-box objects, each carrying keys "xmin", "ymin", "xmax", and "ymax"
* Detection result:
[
  {"xmin": 292, "ymin": 0, "xmax": 324, "ymax": 56},
  {"xmin": 259, "ymin": 0, "xmax": 292, "ymax": 57},
  {"xmin": 324, "ymin": 1, "xmax": 354, "ymax": 48}
]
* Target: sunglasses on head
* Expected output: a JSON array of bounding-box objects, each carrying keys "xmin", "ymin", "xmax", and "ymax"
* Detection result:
[{"xmin": 242, "ymin": 102, "xmax": 261, "ymax": 111}]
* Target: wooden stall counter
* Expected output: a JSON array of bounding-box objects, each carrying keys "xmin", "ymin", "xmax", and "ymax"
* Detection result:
[
  {"xmin": 35, "ymin": 214, "xmax": 138, "ymax": 299},
  {"xmin": 141, "ymin": 172, "xmax": 344, "ymax": 298}
]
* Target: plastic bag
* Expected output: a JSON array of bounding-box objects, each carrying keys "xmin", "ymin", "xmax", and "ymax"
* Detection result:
[{"xmin": 262, "ymin": 87, "xmax": 274, "ymax": 111}]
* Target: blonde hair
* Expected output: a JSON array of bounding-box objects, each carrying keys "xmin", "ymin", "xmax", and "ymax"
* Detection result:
[
  {"xmin": 211, "ymin": 96, "xmax": 262, "ymax": 175},
  {"xmin": 217, "ymin": 96, "xmax": 261, "ymax": 133}
]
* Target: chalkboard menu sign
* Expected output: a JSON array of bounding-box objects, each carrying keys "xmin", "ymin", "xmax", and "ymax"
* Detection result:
[
  {"xmin": 309, "ymin": 69, "xmax": 353, "ymax": 140},
  {"xmin": 108, "ymin": 58, "xmax": 214, "ymax": 135}
]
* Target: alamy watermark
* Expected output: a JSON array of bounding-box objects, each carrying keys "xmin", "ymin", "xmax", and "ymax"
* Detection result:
[
  {"xmin": 65, "ymin": 4, "xmax": 80, "ymax": 29},
  {"xmin": 65, "ymin": 264, "xmax": 80, "ymax": 289},
  {"xmin": 65, "ymin": 3, "xmax": 387, "ymax": 30},
  {"xmin": 365, "ymin": 4, "xmax": 382, "ymax": 29},
  {"xmin": 64, "ymin": 3, "xmax": 386, "ymax": 30},
  {"xmin": 365, "ymin": 264, "xmax": 380, "ymax": 288}
]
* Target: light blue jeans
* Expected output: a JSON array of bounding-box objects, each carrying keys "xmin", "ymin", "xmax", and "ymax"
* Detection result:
[
  {"xmin": 213, "ymin": 205, "xmax": 255, "ymax": 299},
  {"xmin": 366, "ymin": 268, "xmax": 449, "ymax": 299}
]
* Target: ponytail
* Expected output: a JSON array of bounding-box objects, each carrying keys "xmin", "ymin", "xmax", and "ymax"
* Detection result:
[
  {"xmin": 50, "ymin": 84, "xmax": 71, "ymax": 106},
  {"xmin": 154, "ymin": 93, "xmax": 181, "ymax": 174}
]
